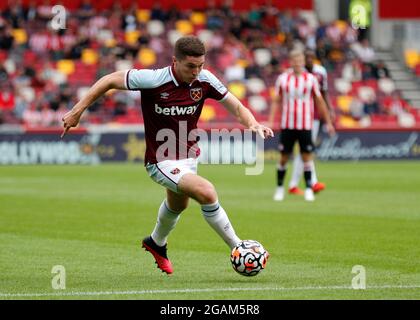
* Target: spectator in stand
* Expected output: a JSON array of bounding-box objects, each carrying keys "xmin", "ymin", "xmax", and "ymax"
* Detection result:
[
  {"xmin": 248, "ymin": 3, "xmax": 262, "ymax": 29},
  {"xmin": 0, "ymin": 20, "xmax": 14, "ymax": 50},
  {"xmin": 150, "ymin": 2, "xmax": 167, "ymax": 22},
  {"xmin": 349, "ymin": 96, "xmax": 365, "ymax": 120},
  {"xmin": 0, "ymin": 2, "xmax": 399, "ymax": 128},
  {"xmin": 352, "ymin": 38, "xmax": 375, "ymax": 64},
  {"xmin": 361, "ymin": 63, "xmax": 376, "ymax": 80},
  {"xmin": 0, "ymin": 84, "xmax": 15, "ymax": 112},
  {"xmin": 342, "ymin": 57, "xmax": 363, "ymax": 82},
  {"xmin": 77, "ymin": 0, "xmax": 96, "ymax": 21},
  {"xmin": 383, "ymin": 91, "xmax": 412, "ymax": 116},
  {"xmin": 36, "ymin": 0, "xmax": 53, "ymax": 22},
  {"xmin": 363, "ymin": 91, "xmax": 380, "ymax": 116},
  {"xmin": 372, "ymin": 60, "xmax": 390, "ymax": 79},
  {"xmin": 3, "ymin": 1, "xmax": 26, "ymax": 28}
]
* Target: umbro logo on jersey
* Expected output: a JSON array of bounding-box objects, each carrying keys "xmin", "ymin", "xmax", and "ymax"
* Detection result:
[
  {"xmin": 160, "ymin": 92, "xmax": 169, "ymax": 99},
  {"xmin": 170, "ymin": 168, "xmax": 180, "ymax": 175},
  {"xmin": 154, "ymin": 104, "xmax": 199, "ymax": 116}
]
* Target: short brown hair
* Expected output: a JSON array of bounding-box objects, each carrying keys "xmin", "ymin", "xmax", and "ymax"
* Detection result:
[{"xmin": 174, "ymin": 36, "xmax": 206, "ymax": 60}]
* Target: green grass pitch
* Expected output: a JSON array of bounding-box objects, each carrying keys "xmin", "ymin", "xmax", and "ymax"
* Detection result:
[{"xmin": 0, "ymin": 161, "xmax": 419, "ymax": 300}]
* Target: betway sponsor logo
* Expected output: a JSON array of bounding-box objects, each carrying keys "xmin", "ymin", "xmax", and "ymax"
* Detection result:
[{"xmin": 155, "ymin": 104, "xmax": 198, "ymax": 116}]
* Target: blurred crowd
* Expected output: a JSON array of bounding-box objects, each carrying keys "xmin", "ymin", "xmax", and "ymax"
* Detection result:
[{"xmin": 0, "ymin": 0, "xmax": 418, "ymax": 128}]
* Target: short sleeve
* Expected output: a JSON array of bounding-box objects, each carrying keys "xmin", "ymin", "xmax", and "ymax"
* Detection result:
[
  {"xmin": 311, "ymin": 75, "xmax": 322, "ymax": 98},
  {"xmin": 199, "ymin": 70, "xmax": 228, "ymax": 101},
  {"xmin": 125, "ymin": 68, "xmax": 170, "ymax": 90}
]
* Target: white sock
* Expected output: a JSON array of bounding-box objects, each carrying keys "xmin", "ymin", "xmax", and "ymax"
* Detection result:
[
  {"xmin": 151, "ymin": 200, "xmax": 181, "ymax": 247},
  {"xmin": 289, "ymin": 153, "xmax": 303, "ymax": 189},
  {"xmin": 201, "ymin": 202, "xmax": 241, "ymax": 250},
  {"xmin": 311, "ymin": 161, "xmax": 318, "ymax": 185}
]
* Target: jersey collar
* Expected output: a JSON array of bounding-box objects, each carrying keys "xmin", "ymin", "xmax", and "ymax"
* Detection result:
[
  {"xmin": 170, "ymin": 64, "xmax": 198, "ymax": 87},
  {"xmin": 169, "ymin": 64, "xmax": 181, "ymax": 87}
]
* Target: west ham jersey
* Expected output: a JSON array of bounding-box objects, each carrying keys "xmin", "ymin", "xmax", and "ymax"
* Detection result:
[
  {"xmin": 308, "ymin": 64, "xmax": 328, "ymax": 120},
  {"xmin": 125, "ymin": 65, "xmax": 228, "ymax": 164}
]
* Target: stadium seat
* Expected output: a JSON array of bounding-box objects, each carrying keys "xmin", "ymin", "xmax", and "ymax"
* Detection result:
[
  {"xmin": 253, "ymin": 48, "xmax": 272, "ymax": 67},
  {"xmin": 228, "ymin": 82, "xmax": 246, "ymax": 100},
  {"xmin": 77, "ymin": 87, "xmax": 90, "ymax": 100},
  {"xmin": 176, "ymin": 20, "xmax": 194, "ymax": 35},
  {"xmin": 200, "ymin": 105, "xmax": 216, "ymax": 122},
  {"xmin": 190, "ymin": 12, "xmax": 207, "ymax": 26},
  {"xmin": 138, "ymin": 48, "xmax": 157, "ymax": 67},
  {"xmin": 378, "ymin": 78, "xmax": 395, "ymax": 95},
  {"xmin": 358, "ymin": 86, "xmax": 375, "ymax": 102},
  {"xmin": 398, "ymin": 112, "xmax": 415, "ymax": 128},
  {"xmin": 246, "ymin": 78, "xmax": 266, "ymax": 95},
  {"xmin": 336, "ymin": 95, "xmax": 353, "ymax": 113},
  {"xmin": 97, "ymin": 29, "xmax": 114, "ymax": 43},
  {"xmin": 56, "ymin": 60, "xmax": 75, "ymax": 75},
  {"xmin": 19, "ymin": 87, "xmax": 35, "ymax": 103},
  {"xmin": 167, "ymin": 30, "xmax": 183, "ymax": 46},
  {"xmin": 404, "ymin": 49, "xmax": 420, "ymax": 69},
  {"xmin": 225, "ymin": 64, "xmax": 245, "ymax": 82},
  {"xmin": 276, "ymin": 32, "xmax": 286, "ymax": 43},
  {"xmin": 115, "ymin": 60, "xmax": 133, "ymax": 72},
  {"xmin": 12, "ymin": 29, "xmax": 28, "ymax": 45},
  {"xmin": 338, "ymin": 115, "xmax": 358, "ymax": 128},
  {"xmin": 147, "ymin": 20, "xmax": 165, "ymax": 37},
  {"xmin": 137, "ymin": 9, "xmax": 151, "ymax": 23},
  {"xmin": 334, "ymin": 78, "xmax": 352, "ymax": 94},
  {"xmin": 248, "ymin": 95, "xmax": 268, "ymax": 113},
  {"xmin": 197, "ymin": 29, "xmax": 213, "ymax": 44},
  {"xmin": 81, "ymin": 49, "xmax": 99, "ymax": 65},
  {"xmin": 125, "ymin": 30, "xmax": 141, "ymax": 45}
]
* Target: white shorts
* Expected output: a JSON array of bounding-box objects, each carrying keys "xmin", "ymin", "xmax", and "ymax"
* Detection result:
[{"xmin": 146, "ymin": 158, "xmax": 198, "ymax": 193}]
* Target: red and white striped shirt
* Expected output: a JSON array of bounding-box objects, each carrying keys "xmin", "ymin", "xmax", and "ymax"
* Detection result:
[{"xmin": 275, "ymin": 70, "xmax": 321, "ymax": 130}]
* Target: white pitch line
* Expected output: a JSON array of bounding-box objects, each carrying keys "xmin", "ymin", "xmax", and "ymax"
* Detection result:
[{"xmin": 1, "ymin": 285, "xmax": 419, "ymax": 298}]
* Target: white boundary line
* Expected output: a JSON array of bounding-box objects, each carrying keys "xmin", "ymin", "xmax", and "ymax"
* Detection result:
[{"xmin": 1, "ymin": 285, "xmax": 419, "ymax": 298}]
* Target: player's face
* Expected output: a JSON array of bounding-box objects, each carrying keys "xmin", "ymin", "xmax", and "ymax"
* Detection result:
[
  {"xmin": 173, "ymin": 55, "xmax": 205, "ymax": 84},
  {"xmin": 305, "ymin": 52, "xmax": 315, "ymax": 69},
  {"xmin": 290, "ymin": 53, "xmax": 305, "ymax": 72}
]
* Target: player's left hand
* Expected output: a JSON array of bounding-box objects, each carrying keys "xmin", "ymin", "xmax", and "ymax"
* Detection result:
[{"xmin": 249, "ymin": 124, "xmax": 274, "ymax": 139}]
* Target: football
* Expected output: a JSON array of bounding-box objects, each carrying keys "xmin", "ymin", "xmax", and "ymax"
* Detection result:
[{"xmin": 230, "ymin": 240, "xmax": 269, "ymax": 276}]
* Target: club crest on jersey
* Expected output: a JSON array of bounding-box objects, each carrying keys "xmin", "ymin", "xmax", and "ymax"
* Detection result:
[
  {"xmin": 170, "ymin": 168, "xmax": 180, "ymax": 175},
  {"xmin": 190, "ymin": 88, "xmax": 202, "ymax": 102}
]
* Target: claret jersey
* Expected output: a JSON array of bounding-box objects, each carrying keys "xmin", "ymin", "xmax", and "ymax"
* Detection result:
[{"xmin": 125, "ymin": 65, "xmax": 228, "ymax": 164}]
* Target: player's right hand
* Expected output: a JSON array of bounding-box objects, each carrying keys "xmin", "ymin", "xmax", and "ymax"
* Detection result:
[
  {"xmin": 326, "ymin": 122, "xmax": 336, "ymax": 137},
  {"xmin": 61, "ymin": 109, "xmax": 82, "ymax": 138}
]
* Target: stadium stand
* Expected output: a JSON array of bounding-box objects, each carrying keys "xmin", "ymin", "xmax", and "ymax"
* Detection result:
[{"xmin": 1, "ymin": 1, "xmax": 419, "ymax": 129}]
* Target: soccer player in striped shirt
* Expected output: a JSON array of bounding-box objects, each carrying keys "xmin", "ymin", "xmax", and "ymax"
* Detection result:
[
  {"xmin": 288, "ymin": 49, "xmax": 336, "ymax": 196},
  {"xmin": 61, "ymin": 36, "xmax": 273, "ymax": 274},
  {"xmin": 269, "ymin": 48, "xmax": 335, "ymax": 201}
]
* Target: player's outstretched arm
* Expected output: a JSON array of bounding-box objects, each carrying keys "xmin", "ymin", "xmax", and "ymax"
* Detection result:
[
  {"xmin": 221, "ymin": 92, "xmax": 274, "ymax": 139},
  {"xmin": 61, "ymin": 71, "xmax": 127, "ymax": 138}
]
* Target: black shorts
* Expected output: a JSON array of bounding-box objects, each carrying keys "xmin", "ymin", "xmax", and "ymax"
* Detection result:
[{"xmin": 279, "ymin": 129, "xmax": 314, "ymax": 154}]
